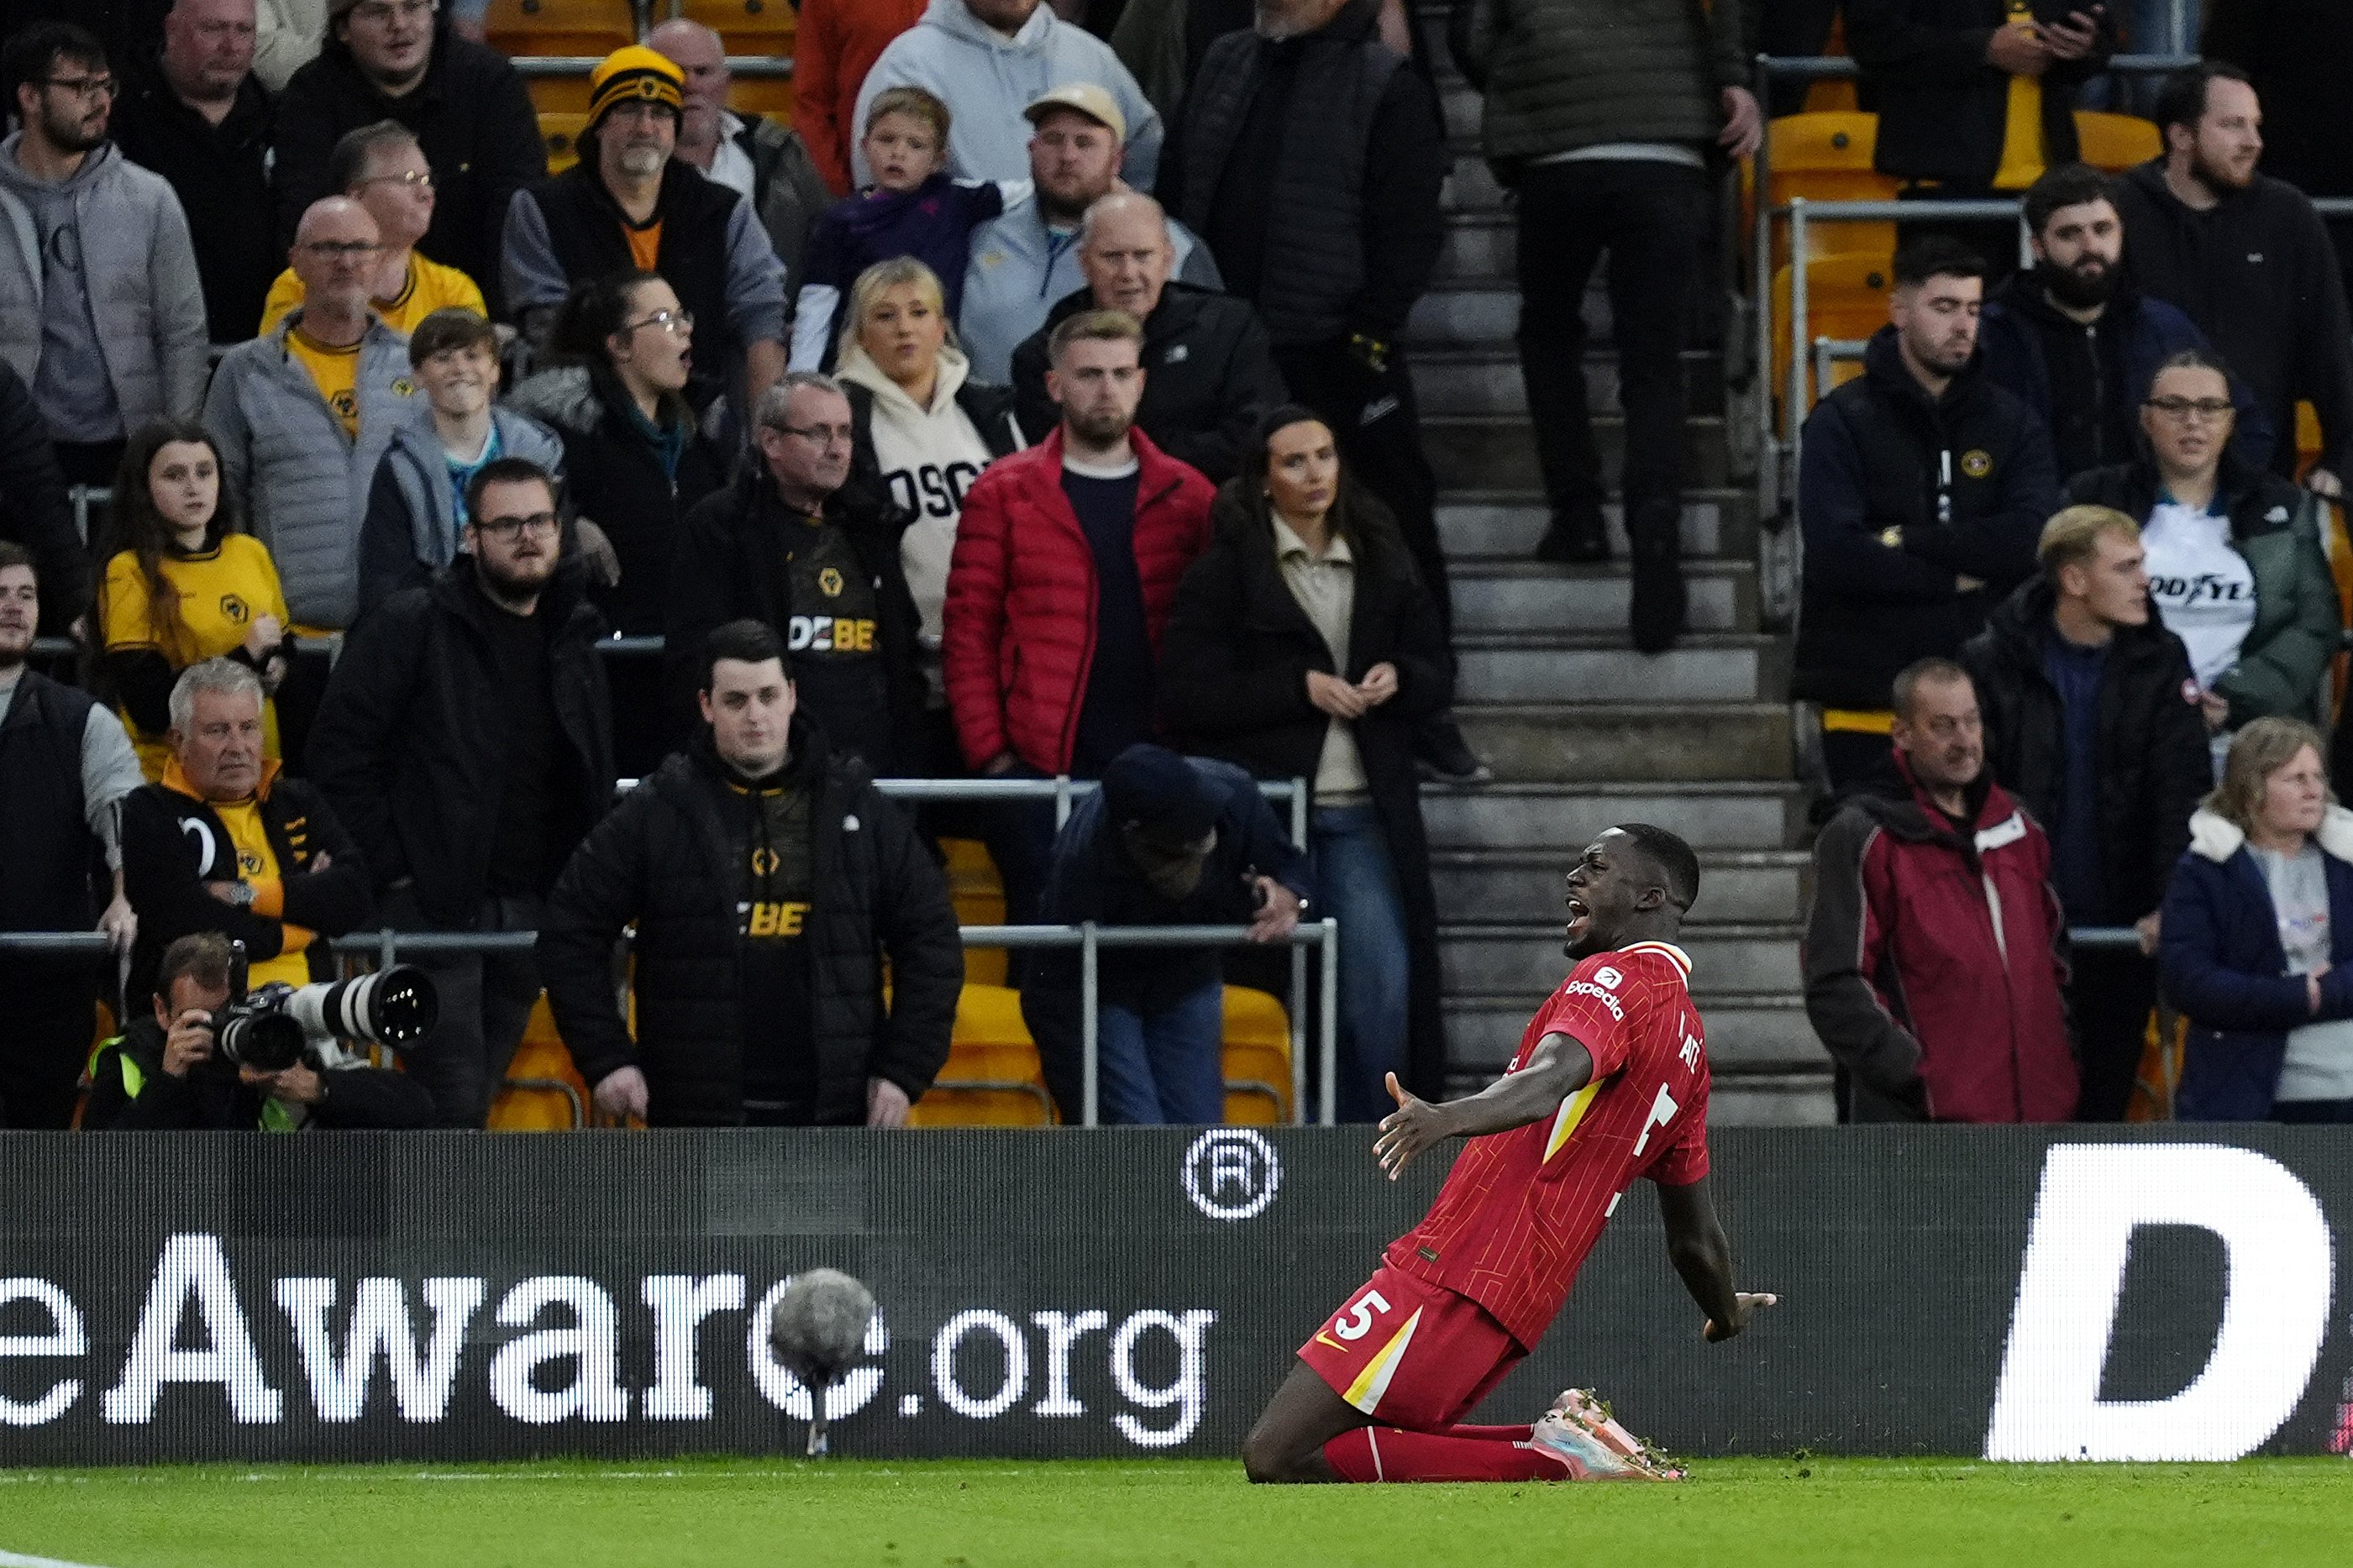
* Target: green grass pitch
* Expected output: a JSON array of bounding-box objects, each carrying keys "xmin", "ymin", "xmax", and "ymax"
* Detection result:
[{"xmin": 3, "ymin": 1457, "xmax": 2350, "ymax": 1567}]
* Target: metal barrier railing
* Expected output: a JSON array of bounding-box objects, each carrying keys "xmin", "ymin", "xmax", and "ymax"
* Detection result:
[
  {"xmin": 512, "ymin": 55, "xmax": 791, "ymax": 79},
  {"xmin": 1, "ymin": 918, "xmax": 1339, "ymax": 1130},
  {"xmin": 0, "ymin": 770, "xmax": 1330, "ymax": 1129},
  {"xmin": 1772, "ymin": 189, "xmax": 2353, "ymax": 493}
]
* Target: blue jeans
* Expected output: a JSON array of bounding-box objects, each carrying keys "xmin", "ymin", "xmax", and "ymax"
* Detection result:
[
  {"xmin": 1027, "ymin": 970, "xmax": 1227, "ymax": 1125},
  {"xmin": 1310, "ymin": 804, "xmax": 1411, "ymax": 1123}
]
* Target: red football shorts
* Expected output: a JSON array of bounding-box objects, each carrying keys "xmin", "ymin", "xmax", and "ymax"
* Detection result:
[{"xmin": 1296, "ymin": 1261, "xmax": 1526, "ymax": 1430}]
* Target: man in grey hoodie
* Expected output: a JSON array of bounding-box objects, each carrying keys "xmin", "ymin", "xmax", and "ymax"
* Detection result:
[
  {"xmin": 0, "ymin": 23, "xmax": 209, "ymax": 486},
  {"xmin": 853, "ymin": 0, "xmax": 1163, "ymax": 192}
]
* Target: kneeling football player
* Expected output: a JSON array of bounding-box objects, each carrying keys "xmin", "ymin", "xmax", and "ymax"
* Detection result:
[{"xmin": 1243, "ymin": 825, "xmax": 1777, "ymax": 1483}]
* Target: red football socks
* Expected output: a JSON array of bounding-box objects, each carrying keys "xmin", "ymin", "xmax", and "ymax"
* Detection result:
[{"xmin": 1322, "ymin": 1425, "xmax": 1569, "ymax": 1482}]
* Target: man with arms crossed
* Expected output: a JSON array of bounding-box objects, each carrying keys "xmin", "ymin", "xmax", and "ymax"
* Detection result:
[{"xmin": 1243, "ymin": 823, "xmax": 1775, "ymax": 1483}]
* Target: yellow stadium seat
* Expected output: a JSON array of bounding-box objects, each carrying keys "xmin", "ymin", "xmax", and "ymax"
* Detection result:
[
  {"xmin": 941, "ymin": 836, "xmax": 1008, "ymax": 986},
  {"xmin": 1801, "ymin": 15, "xmax": 1858, "ymax": 113},
  {"xmin": 1221, "ymin": 985, "xmax": 1291, "ymax": 1125},
  {"xmin": 485, "ymin": 0, "xmax": 635, "ymax": 56},
  {"xmin": 732, "ymin": 80, "xmax": 795, "ymax": 119},
  {"xmin": 2072, "ymin": 110, "xmax": 2161, "ymax": 173},
  {"xmin": 527, "ymin": 74, "xmax": 592, "ymax": 116},
  {"xmin": 539, "ymin": 113, "xmax": 589, "ymax": 175},
  {"xmin": 678, "ymin": 0, "xmax": 797, "ymax": 56},
  {"xmin": 911, "ymin": 983, "xmax": 1055, "ymax": 1126},
  {"xmin": 488, "ymin": 994, "xmax": 592, "ymax": 1131},
  {"xmin": 1757, "ymin": 113, "xmax": 1899, "ymax": 274},
  {"xmin": 1772, "ymin": 251, "xmax": 1895, "ymax": 418}
]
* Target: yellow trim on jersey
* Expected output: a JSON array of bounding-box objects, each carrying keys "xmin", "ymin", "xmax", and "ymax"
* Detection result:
[
  {"xmin": 1342, "ymin": 1307, "xmax": 1424, "ymax": 1415},
  {"xmin": 1543, "ymin": 1079, "xmax": 1602, "ymax": 1162},
  {"xmin": 1620, "ymin": 941, "xmax": 1694, "ymax": 982}
]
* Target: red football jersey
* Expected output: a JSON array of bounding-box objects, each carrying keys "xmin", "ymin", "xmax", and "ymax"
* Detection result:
[{"xmin": 1387, "ymin": 941, "xmax": 1711, "ymax": 1348}]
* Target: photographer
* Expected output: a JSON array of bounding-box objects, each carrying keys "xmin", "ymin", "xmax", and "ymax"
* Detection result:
[
  {"xmin": 85, "ymin": 932, "xmax": 435, "ymax": 1130},
  {"xmin": 122, "ymin": 659, "xmax": 375, "ymax": 1010}
]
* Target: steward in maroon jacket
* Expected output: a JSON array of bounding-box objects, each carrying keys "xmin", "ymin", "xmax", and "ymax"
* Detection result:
[
  {"xmin": 1803, "ymin": 657, "xmax": 2079, "ymax": 1122},
  {"xmin": 942, "ymin": 309, "xmax": 1216, "ymax": 932}
]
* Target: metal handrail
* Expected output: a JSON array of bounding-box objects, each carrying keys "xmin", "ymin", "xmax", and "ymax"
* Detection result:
[
  {"xmin": 512, "ymin": 55, "xmax": 791, "ymax": 78},
  {"xmin": 7, "ymin": 918, "xmax": 1342, "ymax": 1130}
]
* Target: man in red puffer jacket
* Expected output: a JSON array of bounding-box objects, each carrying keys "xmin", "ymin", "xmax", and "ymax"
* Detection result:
[
  {"xmin": 1803, "ymin": 655, "xmax": 2080, "ymax": 1123},
  {"xmin": 944, "ymin": 307, "xmax": 1216, "ymax": 929}
]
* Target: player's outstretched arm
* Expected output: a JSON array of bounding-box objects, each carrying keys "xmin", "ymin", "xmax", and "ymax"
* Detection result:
[
  {"xmin": 1372, "ymin": 1031, "xmax": 1594, "ymax": 1179},
  {"xmin": 1656, "ymin": 1176, "xmax": 1778, "ymax": 1342}
]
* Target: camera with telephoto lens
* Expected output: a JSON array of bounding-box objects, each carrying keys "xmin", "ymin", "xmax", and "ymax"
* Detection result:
[{"xmin": 211, "ymin": 967, "xmax": 440, "ymax": 1072}]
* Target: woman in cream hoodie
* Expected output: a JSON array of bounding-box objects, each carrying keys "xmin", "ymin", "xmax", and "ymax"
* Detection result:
[{"xmin": 832, "ymin": 259, "xmax": 1025, "ymax": 755}]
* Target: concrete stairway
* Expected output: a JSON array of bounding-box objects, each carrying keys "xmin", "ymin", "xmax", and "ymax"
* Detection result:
[{"xmin": 1416, "ymin": 34, "xmax": 1832, "ymax": 1124}]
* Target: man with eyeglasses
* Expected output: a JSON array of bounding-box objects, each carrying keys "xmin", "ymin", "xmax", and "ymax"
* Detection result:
[
  {"xmin": 504, "ymin": 46, "xmax": 788, "ymax": 437},
  {"xmin": 276, "ymin": 0, "xmax": 544, "ymax": 318},
  {"xmin": 665, "ymin": 372, "xmax": 924, "ymax": 780},
  {"xmin": 0, "ymin": 21, "xmax": 208, "ymax": 486},
  {"xmin": 260, "ymin": 120, "xmax": 484, "ymax": 336},
  {"xmin": 207, "ymin": 196, "xmax": 423, "ymax": 770},
  {"xmin": 309, "ymin": 456, "xmax": 615, "ymax": 1127},
  {"xmin": 2114, "ymin": 62, "xmax": 2353, "ymax": 501},
  {"xmin": 113, "ymin": 0, "xmax": 281, "ymax": 348}
]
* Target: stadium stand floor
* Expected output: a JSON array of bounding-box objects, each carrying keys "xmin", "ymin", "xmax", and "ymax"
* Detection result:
[{"xmin": 3, "ymin": 1456, "xmax": 2347, "ymax": 1566}]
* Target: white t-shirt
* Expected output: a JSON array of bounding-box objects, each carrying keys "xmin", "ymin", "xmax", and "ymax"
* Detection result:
[{"xmin": 2140, "ymin": 499, "xmax": 2257, "ymax": 691}]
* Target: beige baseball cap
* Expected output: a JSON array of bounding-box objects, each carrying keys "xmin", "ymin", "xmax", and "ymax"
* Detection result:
[{"xmin": 1022, "ymin": 82, "xmax": 1127, "ymax": 144}]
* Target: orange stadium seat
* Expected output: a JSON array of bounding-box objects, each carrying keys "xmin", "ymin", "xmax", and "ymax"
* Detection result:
[
  {"xmin": 941, "ymin": 836, "xmax": 1009, "ymax": 986},
  {"xmin": 1757, "ymin": 113, "xmax": 1899, "ymax": 274},
  {"xmin": 1221, "ymin": 986, "xmax": 1291, "ymax": 1125},
  {"xmin": 677, "ymin": 0, "xmax": 797, "ymax": 57},
  {"xmin": 2072, "ymin": 110, "xmax": 2161, "ymax": 173},
  {"xmin": 538, "ymin": 113, "xmax": 590, "ymax": 174},
  {"xmin": 488, "ymin": 996, "xmax": 593, "ymax": 1130},
  {"xmin": 1772, "ymin": 251, "xmax": 1895, "ymax": 418},
  {"xmin": 911, "ymin": 983, "xmax": 1055, "ymax": 1126},
  {"xmin": 485, "ymin": 0, "xmax": 635, "ymax": 56},
  {"xmin": 1802, "ymin": 14, "xmax": 1858, "ymax": 112}
]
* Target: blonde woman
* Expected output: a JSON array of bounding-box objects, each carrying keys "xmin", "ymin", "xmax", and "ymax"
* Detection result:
[
  {"xmin": 2160, "ymin": 716, "xmax": 2353, "ymax": 1122},
  {"xmin": 832, "ymin": 258, "xmax": 1024, "ymax": 772}
]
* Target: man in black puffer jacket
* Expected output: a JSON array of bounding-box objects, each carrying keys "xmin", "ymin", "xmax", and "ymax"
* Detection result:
[
  {"xmin": 539, "ymin": 619, "xmax": 960, "ymax": 1128},
  {"xmin": 1795, "ymin": 237, "xmax": 2060, "ymax": 789},
  {"xmin": 308, "ymin": 459, "xmax": 615, "ymax": 1127},
  {"xmin": 1960, "ymin": 506, "xmax": 2209, "ymax": 1122}
]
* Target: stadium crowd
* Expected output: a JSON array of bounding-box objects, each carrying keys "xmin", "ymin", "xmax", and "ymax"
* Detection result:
[{"xmin": 2, "ymin": 0, "xmax": 2352, "ymax": 1134}]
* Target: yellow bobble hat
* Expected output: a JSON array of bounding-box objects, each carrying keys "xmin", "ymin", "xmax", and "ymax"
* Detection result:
[{"xmin": 586, "ymin": 45, "xmax": 685, "ymax": 127}]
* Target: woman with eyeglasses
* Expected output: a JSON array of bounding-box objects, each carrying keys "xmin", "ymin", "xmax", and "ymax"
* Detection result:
[
  {"xmin": 97, "ymin": 421, "xmax": 291, "ymax": 781},
  {"xmin": 508, "ymin": 268, "xmax": 723, "ymax": 774},
  {"xmin": 2065, "ymin": 349, "xmax": 2341, "ymax": 753}
]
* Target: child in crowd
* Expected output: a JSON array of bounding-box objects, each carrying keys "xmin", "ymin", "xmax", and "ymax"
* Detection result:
[
  {"xmin": 97, "ymin": 422, "xmax": 291, "ymax": 780},
  {"xmin": 790, "ymin": 87, "xmax": 1011, "ymax": 372}
]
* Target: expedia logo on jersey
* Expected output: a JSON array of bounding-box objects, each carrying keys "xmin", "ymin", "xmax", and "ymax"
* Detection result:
[
  {"xmin": 742, "ymin": 899, "xmax": 810, "ymax": 939},
  {"xmin": 1560, "ymin": 979, "xmax": 1625, "ymax": 1021},
  {"xmin": 787, "ymin": 616, "xmax": 878, "ymax": 654}
]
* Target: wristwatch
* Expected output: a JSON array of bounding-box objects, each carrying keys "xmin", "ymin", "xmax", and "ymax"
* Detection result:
[{"xmin": 221, "ymin": 882, "xmax": 256, "ymax": 910}]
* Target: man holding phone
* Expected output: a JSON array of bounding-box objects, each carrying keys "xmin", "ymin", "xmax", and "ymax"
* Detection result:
[{"xmin": 1848, "ymin": 0, "xmax": 2119, "ymax": 273}]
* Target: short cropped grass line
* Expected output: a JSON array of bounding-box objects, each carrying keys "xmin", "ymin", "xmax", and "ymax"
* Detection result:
[{"xmin": 3, "ymin": 1457, "xmax": 2349, "ymax": 1567}]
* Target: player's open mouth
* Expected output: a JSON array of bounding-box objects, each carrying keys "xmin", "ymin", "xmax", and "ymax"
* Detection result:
[{"xmin": 1564, "ymin": 896, "xmax": 1590, "ymax": 936}]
